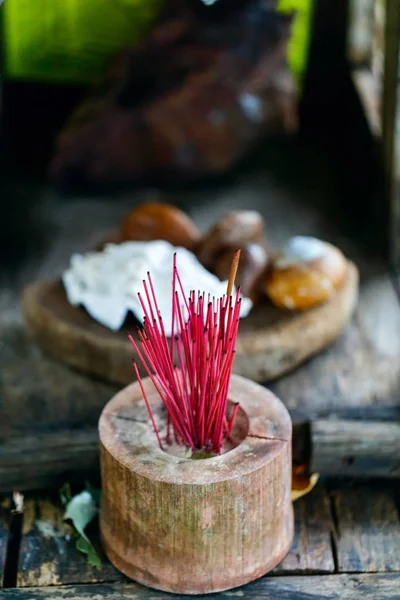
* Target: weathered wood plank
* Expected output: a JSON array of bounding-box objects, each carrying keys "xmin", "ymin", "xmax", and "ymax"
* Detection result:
[
  {"xmin": 0, "ymin": 497, "xmax": 11, "ymax": 587},
  {"xmin": 15, "ymin": 485, "xmax": 334, "ymax": 588},
  {"xmin": 3, "ymin": 417, "xmax": 400, "ymax": 493},
  {"xmin": 271, "ymin": 267, "xmax": 400, "ymax": 419},
  {"xmin": 0, "ymin": 429, "xmax": 100, "ymax": 493},
  {"xmin": 332, "ymin": 486, "xmax": 400, "ymax": 572},
  {"xmin": 0, "ymin": 326, "xmax": 117, "ymax": 441},
  {"xmin": 17, "ymin": 495, "xmax": 123, "ymax": 587},
  {"xmin": 2, "ymin": 574, "xmax": 400, "ymax": 599},
  {"xmin": 310, "ymin": 420, "xmax": 400, "ymax": 478},
  {"xmin": 275, "ymin": 486, "xmax": 335, "ymax": 574}
]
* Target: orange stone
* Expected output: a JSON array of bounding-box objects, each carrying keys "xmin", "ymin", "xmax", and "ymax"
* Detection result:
[
  {"xmin": 265, "ymin": 239, "xmax": 347, "ymax": 310},
  {"xmin": 120, "ymin": 202, "xmax": 201, "ymax": 251}
]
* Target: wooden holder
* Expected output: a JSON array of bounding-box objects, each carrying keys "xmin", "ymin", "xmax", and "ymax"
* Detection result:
[
  {"xmin": 23, "ymin": 261, "xmax": 358, "ymax": 386},
  {"xmin": 99, "ymin": 374, "xmax": 293, "ymax": 594}
]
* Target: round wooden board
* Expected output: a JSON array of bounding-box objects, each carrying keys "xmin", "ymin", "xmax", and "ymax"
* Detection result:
[{"xmin": 22, "ymin": 261, "xmax": 358, "ymax": 385}]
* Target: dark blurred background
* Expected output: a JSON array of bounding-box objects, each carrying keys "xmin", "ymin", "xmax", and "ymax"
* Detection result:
[{"xmin": 0, "ymin": 0, "xmax": 391, "ymax": 265}]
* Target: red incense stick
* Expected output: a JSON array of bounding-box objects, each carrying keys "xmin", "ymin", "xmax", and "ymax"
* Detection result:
[{"xmin": 129, "ymin": 250, "xmax": 242, "ymax": 454}]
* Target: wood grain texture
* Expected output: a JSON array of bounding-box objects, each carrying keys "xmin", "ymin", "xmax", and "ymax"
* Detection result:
[
  {"xmin": 270, "ymin": 268, "xmax": 400, "ymax": 420},
  {"xmin": 99, "ymin": 375, "xmax": 293, "ymax": 594},
  {"xmin": 0, "ymin": 429, "xmax": 100, "ymax": 494},
  {"xmin": 2, "ymin": 574, "xmax": 400, "ymax": 599},
  {"xmin": 2, "ymin": 417, "xmax": 399, "ymax": 494},
  {"xmin": 332, "ymin": 486, "xmax": 400, "ymax": 573},
  {"xmin": 275, "ymin": 486, "xmax": 335, "ymax": 574},
  {"xmin": 17, "ymin": 495, "xmax": 122, "ymax": 588},
  {"xmin": 310, "ymin": 419, "xmax": 400, "ymax": 478},
  {"xmin": 22, "ymin": 262, "xmax": 358, "ymax": 386},
  {"xmin": 0, "ymin": 326, "xmax": 116, "ymax": 440}
]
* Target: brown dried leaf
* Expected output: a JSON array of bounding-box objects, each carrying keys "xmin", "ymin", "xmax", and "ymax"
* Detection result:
[{"xmin": 291, "ymin": 463, "xmax": 319, "ymax": 502}]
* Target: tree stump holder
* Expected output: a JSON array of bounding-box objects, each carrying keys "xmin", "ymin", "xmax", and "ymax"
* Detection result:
[{"xmin": 99, "ymin": 374, "xmax": 293, "ymax": 594}]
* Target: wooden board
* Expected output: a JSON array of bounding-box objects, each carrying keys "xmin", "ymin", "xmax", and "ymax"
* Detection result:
[
  {"xmin": 1, "ymin": 483, "xmax": 399, "ymax": 595},
  {"xmin": 17, "ymin": 495, "xmax": 122, "ymax": 587},
  {"xmin": 0, "ymin": 429, "xmax": 101, "ymax": 494},
  {"xmin": 2, "ymin": 574, "xmax": 400, "ymax": 599},
  {"xmin": 275, "ymin": 486, "xmax": 335, "ymax": 575},
  {"xmin": 270, "ymin": 269, "xmax": 400, "ymax": 420},
  {"xmin": 14, "ymin": 486, "xmax": 333, "ymax": 587},
  {"xmin": 22, "ymin": 262, "xmax": 358, "ymax": 386},
  {"xmin": 310, "ymin": 419, "xmax": 400, "ymax": 478},
  {"xmin": 331, "ymin": 486, "xmax": 400, "ymax": 573},
  {"xmin": 2, "ymin": 415, "xmax": 400, "ymax": 494}
]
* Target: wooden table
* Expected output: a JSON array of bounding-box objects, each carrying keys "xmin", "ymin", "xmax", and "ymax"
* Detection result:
[
  {"xmin": 1, "ymin": 481, "xmax": 400, "ymax": 598},
  {"xmin": 0, "ymin": 138, "xmax": 399, "ymax": 596}
]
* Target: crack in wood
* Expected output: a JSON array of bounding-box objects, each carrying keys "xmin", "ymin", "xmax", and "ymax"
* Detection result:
[
  {"xmin": 2, "ymin": 497, "xmax": 23, "ymax": 588},
  {"xmin": 247, "ymin": 433, "xmax": 289, "ymax": 443}
]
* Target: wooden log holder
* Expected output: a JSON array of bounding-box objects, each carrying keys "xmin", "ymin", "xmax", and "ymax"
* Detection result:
[{"xmin": 99, "ymin": 374, "xmax": 293, "ymax": 594}]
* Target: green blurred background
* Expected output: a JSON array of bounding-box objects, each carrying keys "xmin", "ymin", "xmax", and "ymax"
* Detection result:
[{"xmin": 3, "ymin": 0, "xmax": 314, "ymax": 86}]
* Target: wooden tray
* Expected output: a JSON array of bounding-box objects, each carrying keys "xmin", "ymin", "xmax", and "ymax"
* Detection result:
[{"xmin": 22, "ymin": 262, "xmax": 358, "ymax": 386}]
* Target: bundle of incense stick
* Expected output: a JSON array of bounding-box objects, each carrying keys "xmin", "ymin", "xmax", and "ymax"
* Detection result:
[{"xmin": 129, "ymin": 250, "xmax": 241, "ymax": 454}]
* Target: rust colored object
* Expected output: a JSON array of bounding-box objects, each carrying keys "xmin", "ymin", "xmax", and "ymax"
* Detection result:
[
  {"xmin": 197, "ymin": 210, "xmax": 265, "ymax": 269},
  {"xmin": 120, "ymin": 202, "xmax": 201, "ymax": 250},
  {"xmin": 99, "ymin": 374, "xmax": 293, "ymax": 594},
  {"xmin": 50, "ymin": 1, "xmax": 296, "ymax": 189},
  {"xmin": 265, "ymin": 242, "xmax": 347, "ymax": 311}
]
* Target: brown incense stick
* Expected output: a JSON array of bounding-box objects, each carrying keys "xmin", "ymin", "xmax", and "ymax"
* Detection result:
[{"xmin": 226, "ymin": 250, "xmax": 241, "ymax": 296}]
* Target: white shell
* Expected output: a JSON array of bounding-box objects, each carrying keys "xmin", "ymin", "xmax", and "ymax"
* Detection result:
[
  {"xmin": 274, "ymin": 236, "xmax": 329, "ymax": 269},
  {"xmin": 62, "ymin": 240, "xmax": 253, "ymax": 335}
]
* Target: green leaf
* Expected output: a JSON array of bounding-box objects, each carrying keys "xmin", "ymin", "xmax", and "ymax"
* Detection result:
[
  {"xmin": 76, "ymin": 536, "xmax": 102, "ymax": 570},
  {"xmin": 64, "ymin": 490, "xmax": 98, "ymax": 540},
  {"xmin": 63, "ymin": 489, "xmax": 102, "ymax": 570}
]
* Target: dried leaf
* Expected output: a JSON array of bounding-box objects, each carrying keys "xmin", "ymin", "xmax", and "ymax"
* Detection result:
[{"xmin": 291, "ymin": 464, "xmax": 319, "ymax": 502}]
